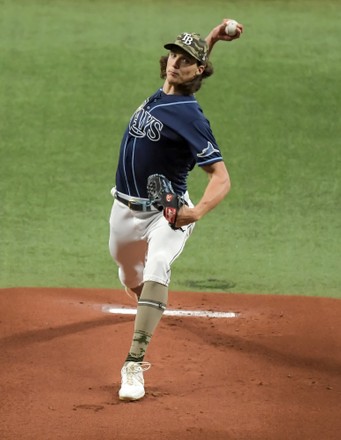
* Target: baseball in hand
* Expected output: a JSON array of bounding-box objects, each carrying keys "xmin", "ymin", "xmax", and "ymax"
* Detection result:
[{"xmin": 225, "ymin": 20, "xmax": 238, "ymax": 36}]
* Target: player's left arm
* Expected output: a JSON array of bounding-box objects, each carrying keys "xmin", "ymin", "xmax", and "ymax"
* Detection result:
[
  {"xmin": 205, "ymin": 19, "xmax": 244, "ymax": 56},
  {"xmin": 175, "ymin": 161, "xmax": 231, "ymax": 228}
]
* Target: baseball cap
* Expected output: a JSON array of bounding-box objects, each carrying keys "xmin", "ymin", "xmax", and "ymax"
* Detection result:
[{"xmin": 164, "ymin": 32, "xmax": 208, "ymax": 64}]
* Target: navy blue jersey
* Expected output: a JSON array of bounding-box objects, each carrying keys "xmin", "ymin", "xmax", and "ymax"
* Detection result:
[{"xmin": 115, "ymin": 88, "xmax": 223, "ymax": 198}]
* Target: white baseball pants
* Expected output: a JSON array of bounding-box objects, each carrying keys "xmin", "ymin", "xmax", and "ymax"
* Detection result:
[{"xmin": 109, "ymin": 196, "xmax": 195, "ymax": 288}]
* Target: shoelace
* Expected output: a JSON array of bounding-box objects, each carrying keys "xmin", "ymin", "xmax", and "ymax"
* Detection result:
[{"xmin": 125, "ymin": 362, "xmax": 151, "ymax": 385}]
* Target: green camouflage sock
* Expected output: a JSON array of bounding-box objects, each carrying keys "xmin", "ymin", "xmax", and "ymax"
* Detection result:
[{"xmin": 126, "ymin": 281, "xmax": 168, "ymax": 362}]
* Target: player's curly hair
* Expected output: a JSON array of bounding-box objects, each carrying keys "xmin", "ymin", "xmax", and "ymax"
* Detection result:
[{"xmin": 159, "ymin": 55, "xmax": 214, "ymax": 95}]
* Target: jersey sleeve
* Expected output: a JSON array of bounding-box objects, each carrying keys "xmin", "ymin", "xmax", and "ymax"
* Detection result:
[{"xmin": 182, "ymin": 117, "xmax": 224, "ymax": 166}]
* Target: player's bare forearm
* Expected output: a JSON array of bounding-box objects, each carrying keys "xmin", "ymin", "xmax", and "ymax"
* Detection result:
[
  {"xmin": 205, "ymin": 19, "xmax": 244, "ymax": 55},
  {"xmin": 176, "ymin": 162, "xmax": 230, "ymax": 227},
  {"xmin": 194, "ymin": 162, "xmax": 231, "ymax": 219}
]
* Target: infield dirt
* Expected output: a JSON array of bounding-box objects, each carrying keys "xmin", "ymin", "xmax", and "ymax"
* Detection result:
[{"xmin": 0, "ymin": 288, "xmax": 340, "ymax": 440}]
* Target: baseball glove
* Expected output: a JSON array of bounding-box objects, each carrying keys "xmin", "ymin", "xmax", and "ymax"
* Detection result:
[{"xmin": 147, "ymin": 174, "xmax": 187, "ymax": 229}]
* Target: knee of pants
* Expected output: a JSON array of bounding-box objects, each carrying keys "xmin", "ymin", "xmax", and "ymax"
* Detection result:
[{"xmin": 144, "ymin": 253, "xmax": 171, "ymax": 284}]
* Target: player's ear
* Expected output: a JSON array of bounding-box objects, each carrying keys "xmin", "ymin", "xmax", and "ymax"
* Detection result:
[{"xmin": 196, "ymin": 65, "xmax": 205, "ymax": 75}]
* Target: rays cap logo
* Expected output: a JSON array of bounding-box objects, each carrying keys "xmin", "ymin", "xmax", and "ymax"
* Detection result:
[{"xmin": 164, "ymin": 32, "xmax": 209, "ymax": 64}]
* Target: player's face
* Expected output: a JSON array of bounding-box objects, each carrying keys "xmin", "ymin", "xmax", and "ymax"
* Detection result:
[{"xmin": 166, "ymin": 50, "xmax": 204, "ymax": 86}]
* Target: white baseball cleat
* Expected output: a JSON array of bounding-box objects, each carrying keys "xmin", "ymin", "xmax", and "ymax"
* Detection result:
[{"xmin": 118, "ymin": 361, "xmax": 151, "ymax": 401}]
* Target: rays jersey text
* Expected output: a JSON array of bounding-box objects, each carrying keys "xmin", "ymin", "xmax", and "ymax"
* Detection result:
[{"xmin": 129, "ymin": 108, "xmax": 163, "ymax": 141}]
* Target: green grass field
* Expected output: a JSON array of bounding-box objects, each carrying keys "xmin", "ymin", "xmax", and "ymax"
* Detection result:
[{"xmin": 1, "ymin": 0, "xmax": 340, "ymax": 297}]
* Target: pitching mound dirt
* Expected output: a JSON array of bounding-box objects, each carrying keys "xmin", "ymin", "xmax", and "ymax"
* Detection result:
[{"xmin": 0, "ymin": 287, "xmax": 340, "ymax": 440}]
